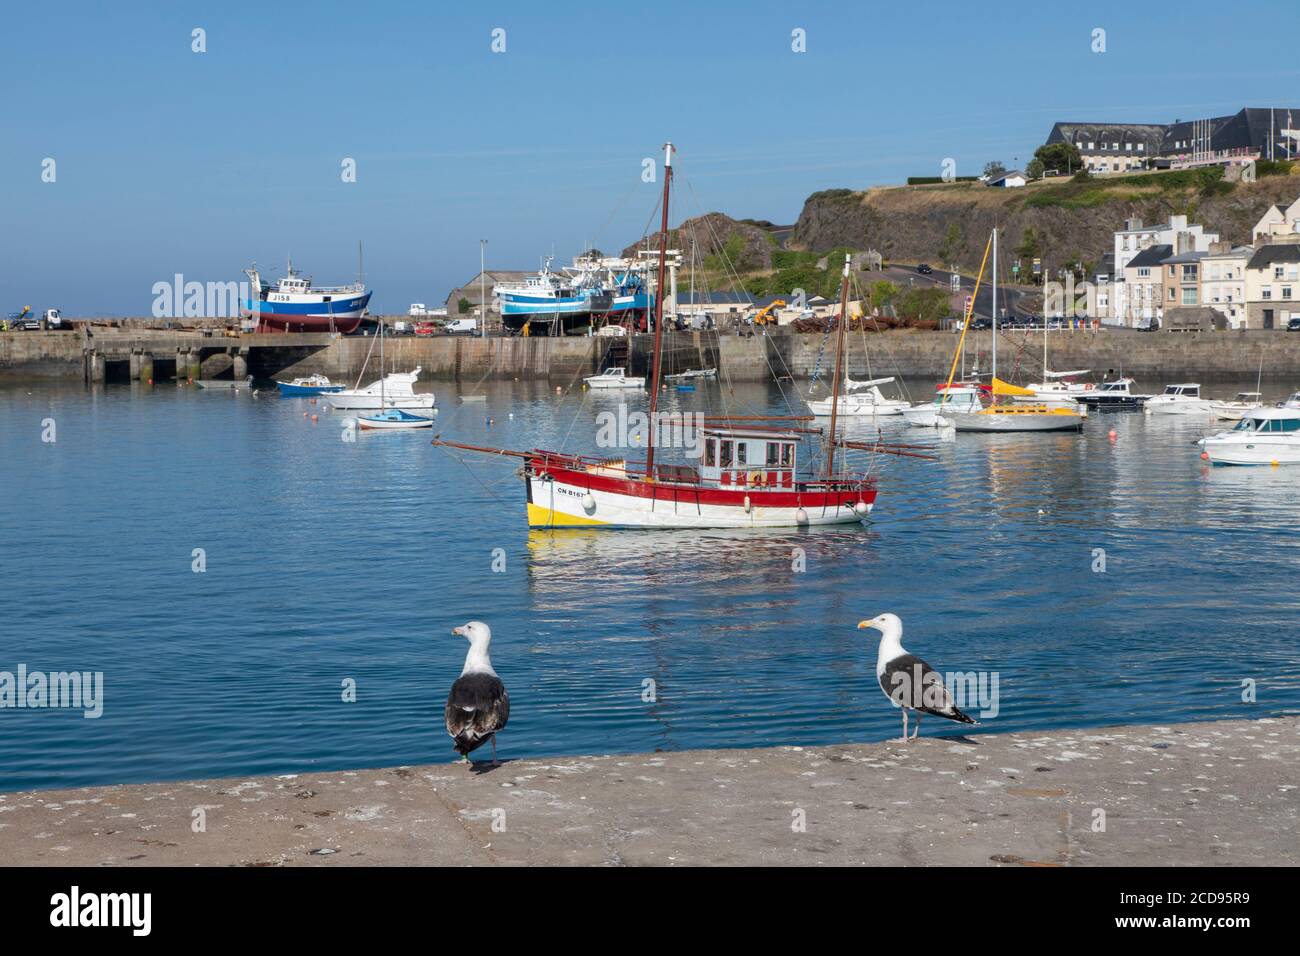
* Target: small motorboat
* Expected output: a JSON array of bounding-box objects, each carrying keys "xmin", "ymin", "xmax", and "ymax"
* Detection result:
[
  {"xmin": 1074, "ymin": 377, "xmax": 1152, "ymax": 410},
  {"xmin": 1144, "ymin": 383, "xmax": 1213, "ymax": 416},
  {"xmin": 903, "ymin": 384, "xmax": 984, "ymax": 427},
  {"xmin": 276, "ymin": 374, "xmax": 344, "ymax": 396},
  {"xmin": 356, "ymin": 408, "xmax": 435, "ymax": 430},
  {"xmin": 196, "ymin": 375, "xmax": 254, "ymax": 390},
  {"xmin": 1199, "ymin": 406, "xmax": 1300, "ymax": 464},
  {"xmin": 1209, "ymin": 392, "xmax": 1265, "ymax": 421},
  {"xmin": 584, "ymin": 367, "xmax": 646, "ymax": 389}
]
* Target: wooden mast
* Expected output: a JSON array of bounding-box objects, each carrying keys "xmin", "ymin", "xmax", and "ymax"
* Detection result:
[
  {"xmin": 824, "ymin": 253, "xmax": 851, "ymax": 479},
  {"xmin": 645, "ymin": 141, "xmax": 673, "ymax": 478}
]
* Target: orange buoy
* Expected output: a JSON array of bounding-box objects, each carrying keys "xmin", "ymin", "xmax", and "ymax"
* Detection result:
[
  {"xmin": 303, "ymin": 412, "xmax": 309, "ymax": 418},
  {"xmin": 1200, "ymin": 451, "xmax": 1209, "ymax": 460},
  {"xmin": 1107, "ymin": 429, "xmax": 1117, "ymax": 440},
  {"xmin": 147, "ymin": 378, "xmax": 153, "ymax": 385},
  {"xmin": 311, "ymin": 414, "xmax": 318, "ymax": 422}
]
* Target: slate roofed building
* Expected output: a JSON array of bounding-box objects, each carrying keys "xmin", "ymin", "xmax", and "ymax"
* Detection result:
[{"xmin": 1044, "ymin": 123, "xmax": 1167, "ymax": 174}]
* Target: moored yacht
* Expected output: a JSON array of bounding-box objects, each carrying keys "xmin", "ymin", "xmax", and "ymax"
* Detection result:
[
  {"xmin": 584, "ymin": 367, "xmax": 646, "ymax": 389},
  {"xmin": 327, "ymin": 367, "xmax": 436, "ymax": 410},
  {"xmin": 1199, "ymin": 406, "xmax": 1300, "ymax": 464},
  {"xmin": 1144, "ymin": 383, "xmax": 1213, "ymax": 416},
  {"xmin": 902, "ymin": 384, "xmax": 984, "ymax": 427},
  {"xmin": 1075, "ymin": 377, "xmax": 1151, "ymax": 410},
  {"xmin": 807, "ymin": 377, "xmax": 910, "ymax": 417},
  {"xmin": 1209, "ymin": 392, "xmax": 1265, "ymax": 421}
]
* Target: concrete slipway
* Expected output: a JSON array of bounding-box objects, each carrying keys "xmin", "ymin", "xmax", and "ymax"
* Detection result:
[{"xmin": 0, "ymin": 717, "xmax": 1295, "ymax": 866}]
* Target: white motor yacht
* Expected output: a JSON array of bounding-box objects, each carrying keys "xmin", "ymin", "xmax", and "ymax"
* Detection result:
[
  {"xmin": 1144, "ymin": 383, "xmax": 1213, "ymax": 416},
  {"xmin": 1199, "ymin": 406, "xmax": 1300, "ymax": 464}
]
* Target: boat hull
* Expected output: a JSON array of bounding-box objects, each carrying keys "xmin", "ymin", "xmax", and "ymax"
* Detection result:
[
  {"xmin": 328, "ymin": 394, "xmax": 436, "ymax": 411},
  {"xmin": 244, "ymin": 292, "xmax": 371, "ymax": 334},
  {"xmin": 1201, "ymin": 439, "xmax": 1300, "ymax": 465},
  {"xmin": 1145, "ymin": 399, "xmax": 1213, "ymax": 416},
  {"xmin": 947, "ymin": 410, "xmax": 1084, "ymax": 432},
  {"xmin": 524, "ymin": 460, "xmax": 874, "ymax": 529},
  {"xmin": 276, "ymin": 382, "xmax": 344, "ymax": 396}
]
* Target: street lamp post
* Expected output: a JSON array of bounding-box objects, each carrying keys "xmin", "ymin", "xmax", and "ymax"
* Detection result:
[{"xmin": 479, "ymin": 239, "xmax": 487, "ymax": 338}]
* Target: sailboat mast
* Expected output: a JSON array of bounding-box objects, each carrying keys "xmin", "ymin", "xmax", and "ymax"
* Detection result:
[
  {"xmin": 991, "ymin": 227, "xmax": 998, "ymax": 382},
  {"xmin": 645, "ymin": 141, "xmax": 674, "ymax": 477},
  {"xmin": 824, "ymin": 254, "xmax": 851, "ymax": 479}
]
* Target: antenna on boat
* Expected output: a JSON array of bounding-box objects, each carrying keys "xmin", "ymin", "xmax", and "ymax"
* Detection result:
[
  {"xmin": 645, "ymin": 141, "xmax": 674, "ymax": 478},
  {"xmin": 824, "ymin": 253, "xmax": 851, "ymax": 479},
  {"xmin": 358, "ymin": 240, "xmax": 364, "ymax": 287}
]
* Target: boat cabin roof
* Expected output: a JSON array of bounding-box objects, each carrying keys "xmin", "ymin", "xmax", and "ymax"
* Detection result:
[
  {"xmin": 1243, "ymin": 406, "xmax": 1300, "ymax": 421},
  {"xmin": 704, "ymin": 426, "xmax": 802, "ymax": 441}
]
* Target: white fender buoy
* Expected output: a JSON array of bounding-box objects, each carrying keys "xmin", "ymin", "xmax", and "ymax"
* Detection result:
[
  {"xmin": 582, "ymin": 493, "xmax": 596, "ymax": 512},
  {"xmin": 854, "ymin": 500, "xmax": 869, "ymax": 516},
  {"xmin": 743, "ymin": 495, "xmax": 752, "ymax": 513},
  {"xmin": 795, "ymin": 507, "xmax": 809, "ymax": 524}
]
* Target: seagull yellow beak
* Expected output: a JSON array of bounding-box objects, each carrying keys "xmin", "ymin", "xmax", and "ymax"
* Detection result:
[{"xmin": 857, "ymin": 619, "xmax": 878, "ymax": 630}]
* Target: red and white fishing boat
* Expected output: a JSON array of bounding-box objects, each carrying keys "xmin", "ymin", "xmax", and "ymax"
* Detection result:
[{"xmin": 433, "ymin": 143, "xmax": 929, "ymax": 529}]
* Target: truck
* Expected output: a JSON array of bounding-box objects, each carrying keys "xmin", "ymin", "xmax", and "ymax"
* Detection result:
[
  {"xmin": 43, "ymin": 309, "xmax": 66, "ymax": 329},
  {"xmin": 444, "ymin": 317, "xmax": 478, "ymax": 335}
]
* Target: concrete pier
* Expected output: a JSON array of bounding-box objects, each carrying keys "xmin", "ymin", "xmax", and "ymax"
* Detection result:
[
  {"xmin": 9, "ymin": 327, "xmax": 1300, "ymax": 385},
  {"xmin": 1, "ymin": 717, "xmax": 1294, "ymax": 866}
]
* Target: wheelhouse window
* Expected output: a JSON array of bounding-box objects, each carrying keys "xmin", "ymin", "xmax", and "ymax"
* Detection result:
[
  {"xmin": 766, "ymin": 442, "xmax": 780, "ymax": 467},
  {"xmin": 781, "ymin": 443, "xmax": 794, "ymax": 467},
  {"xmin": 720, "ymin": 440, "xmax": 733, "ymax": 468},
  {"xmin": 735, "ymin": 442, "xmax": 747, "ymax": 466},
  {"xmin": 705, "ymin": 438, "xmax": 716, "ymax": 467}
]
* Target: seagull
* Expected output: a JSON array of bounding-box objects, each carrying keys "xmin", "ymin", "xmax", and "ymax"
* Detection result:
[
  {"xmin": 858, "ymin": 613, "xmax": 977, "ymax": 742},
  {"xmin": 444, "ymin": 621, "xmax": 510, "ymax": 766}
]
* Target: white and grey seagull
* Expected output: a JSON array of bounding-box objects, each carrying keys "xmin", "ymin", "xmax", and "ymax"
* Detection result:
[
  {"xmin": 444, "ymin": 621, "xmax": 510, "ymax": 766},
  {"xmin": 858, "ymin": 613, "xmax": 977, "ymax": 742}
]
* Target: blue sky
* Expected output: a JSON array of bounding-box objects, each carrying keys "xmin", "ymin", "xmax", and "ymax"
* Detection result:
[{"xmin": 3, "ymin": 0, "xmax": 1298, "ymax": 315}]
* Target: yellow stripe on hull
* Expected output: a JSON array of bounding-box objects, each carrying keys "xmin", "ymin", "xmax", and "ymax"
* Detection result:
[{"xmin": 526, "ymin": 502, "xmax": 610, "ymax": 528}]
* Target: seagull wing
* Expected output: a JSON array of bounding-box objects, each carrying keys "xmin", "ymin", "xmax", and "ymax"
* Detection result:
[
  {"xmin": 878, "ymin": 654, "xmax": 976, "ymax": 723},
  {"xmin": 445, "ymin": 673, "xmax": 510, "ymax": 755}
]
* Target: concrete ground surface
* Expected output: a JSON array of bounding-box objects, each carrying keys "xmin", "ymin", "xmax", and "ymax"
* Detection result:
[{"xmin": 1, "ymin": 717, "xmax": 1295, "ymax": 866}]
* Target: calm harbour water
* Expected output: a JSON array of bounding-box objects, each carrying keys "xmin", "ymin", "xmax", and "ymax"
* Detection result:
[{"xmin": 2, "ymin": 376, "xmax": 1298, "ymax": 792}]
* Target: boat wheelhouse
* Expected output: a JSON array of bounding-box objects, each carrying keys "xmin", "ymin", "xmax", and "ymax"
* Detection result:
[
  {"xmin": 584, "ymin": 367, "xmax": 646, "ymax": 390},
  {"xmin": 495, "ymin": 254, "xmax": 653, "ymax": 336}
]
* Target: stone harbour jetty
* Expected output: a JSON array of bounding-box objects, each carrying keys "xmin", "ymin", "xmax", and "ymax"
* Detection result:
[{"xmin": 1, "ymin": 717, "xmax": 1294, "ymax": 866}]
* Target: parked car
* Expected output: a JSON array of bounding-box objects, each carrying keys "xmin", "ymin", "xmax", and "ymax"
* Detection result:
[
  {"xmin": 917, "ymin": 263, "xmax": 933, "ymax": 275},
  {"xmin": 413, "ymin": 321, "xmax": 438, "ymax": 336},
  {"xmin": 969, "ymin": 317, "xmax": 993, "ymax": 330},
  {"xmin": 444, "ymin": 318, "xmax": 478, "ymax": 335},
  {"xmin": 1135, "ymin": 317, "xmax": 1160, "ymax": 332},
  {"xmin": 1288, "ymin": 316, "xmax": 1300, "ymax": 332}
]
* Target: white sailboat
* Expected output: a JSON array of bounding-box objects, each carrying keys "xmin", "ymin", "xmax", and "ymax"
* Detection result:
[
  {"xmin": 942, "ymin": 229, "xmax": 1084, "ymax": 433},
  {"xmin": 352, "ymin": 319, "xmax": 435, "ymax": 429},
  {"xmin": 808, "ymin": 376, "xmax": 910, "ymax": 417}
]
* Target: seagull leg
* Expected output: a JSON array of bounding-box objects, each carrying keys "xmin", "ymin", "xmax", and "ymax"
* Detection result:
[
  {"xmin": 911, "ymin": 712, "xmax": 922, "ymax": 740},
  {"xmin": 491, "ymin": 737, "xmax": 499, "ymax": 767},
  {"xmin": 901, "ymin": 709, "xmax": 909, "ymax": 743}
]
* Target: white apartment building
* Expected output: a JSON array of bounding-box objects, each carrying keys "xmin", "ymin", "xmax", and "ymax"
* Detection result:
[
  {"xmin": 1111, "ymin": 215, "xmax": 1220, "ymax": 325},
  {"xmin": 1199, "ymin": 245, "xmax": 1252, "ymax": 328}
]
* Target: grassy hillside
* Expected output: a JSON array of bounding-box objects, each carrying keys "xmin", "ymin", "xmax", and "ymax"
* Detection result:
[{"xmin": 788, "ymin": 163, "xmax": 1300, "ymax": 277}]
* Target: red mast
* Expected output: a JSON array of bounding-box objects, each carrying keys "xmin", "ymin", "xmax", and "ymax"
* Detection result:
[{"xmin": 645, "ymin": 141, "xmax": 673, "ymax": 478}]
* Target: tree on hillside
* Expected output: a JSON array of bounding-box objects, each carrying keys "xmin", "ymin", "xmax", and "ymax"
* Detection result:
[
  {"xmin": 868, "ymin": 280, "xmax": 900, "ymax": 312},
  {"xmin": 1033, "ymin": 142, "xmax": 1083, "ymax": 176},
  {"xmin": 983, "ymin": 161, "xmax": 1007, "ymax": 179},
  {"xmin": 1026, "ymin": 158, "xmax": 1045, "ymax": 179},
  {"xmin": 895, "ymin": 287, "xmax": 951, "ymax": 325},
  {"xmin": 1015, "ymin": 227, "xmax": 1040, "ymax": 263},
  {"xmin": 937, "ymin": 222, "xmax": 963, "ymax": 264}
]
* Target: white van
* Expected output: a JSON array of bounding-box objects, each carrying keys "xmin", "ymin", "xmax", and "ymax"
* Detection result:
[{"xmin": 444, "ymin": 318, "xmax": 478, "ymax": 335}]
